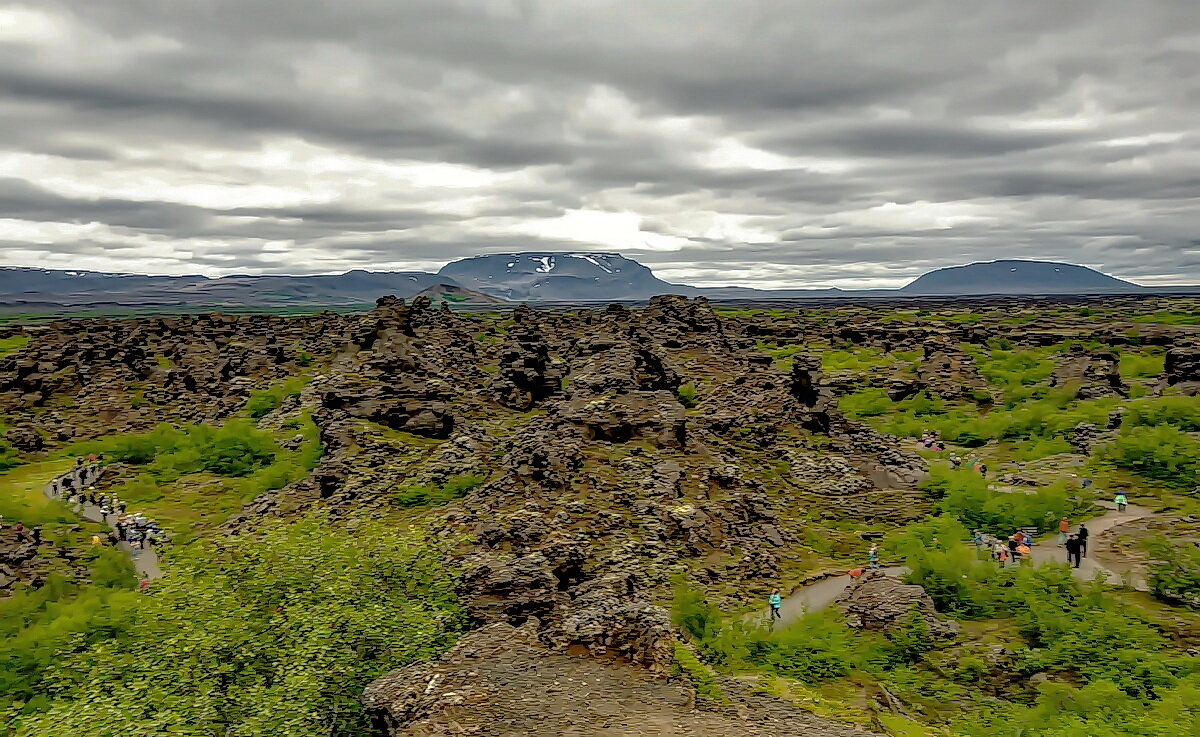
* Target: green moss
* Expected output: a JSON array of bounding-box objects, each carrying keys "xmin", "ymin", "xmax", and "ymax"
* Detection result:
[{"xmin": 0, "ymin": 335, "xmax": 30, "ymax": 357}]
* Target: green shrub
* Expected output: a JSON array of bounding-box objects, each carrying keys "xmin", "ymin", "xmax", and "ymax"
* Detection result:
[
  {"xmin": 923, "ymin": 467, "xmax": 1084, "ymax": 534},
  {"xmin": 676, "ymin": 383, "xmax": 700, "ymax": 408},
  {"xmin": 1123, "ymin": 396, "xmax": 1200, "ymax": 431},
  {"xmin": 840, "ymin": 388, "xmax": 894, "ymax": 418},
  {"xmin": 1119, "ymin": 349, "xmax": 1165, "ymax": 379},
  {"xmin": 740, "ymin": 609, "xmax": 863, "ymax": 682},
  {"xmin": 1145, "ymin": 536, "xmax": 1200, "ymax": 610},
  {"xmin": 394, "ymin": 473, "xmax": 485, "ymax": 506},
  {"xmin": 80, "ymin": 420, "xmax": 281, "ymax": 480},
  {"xmin": 1098, "ymin": 425, "xmax": 1200, "ymax": 489},
  {"xmin": 14, "ymin": 514, "xmax": 464, "ymax": 737}
]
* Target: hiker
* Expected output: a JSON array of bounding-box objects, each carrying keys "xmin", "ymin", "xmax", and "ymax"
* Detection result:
[
  {"xmin": 972, "ymin": 529, "xmax": 984, "ymax": 548},
  {"xmin": 1065, "ymin": 535, "xmax": 1082, "ymax": 568},
  {"xmin": 29, "ymin": 526, "xmax": 41, "ymax": 545},
  {"xmin": 950, "ymin": 455, "xmax": 962, "ymax": 469},
  {"xmin": 768, "ymin": 588, "xmax": 782, "ymax": 620},
  {"xmin": 1021, "ymin": 530, "xmax": 1033, "ymax": 548},
  {"xmin": 138, "ymin": 573, "xmax": 151, "ymax": 591},
  {"xmin": 1007, "ymin": 535, "xmax": 1019, "ymax": 562},
  {"xmin": 1077, "ymin": 524, "xmax": 1089, "ymax": 557},
  {"xmin": 1114, "ymin": 493, "xmax": 1128, "ymax": 513},
  {"xmin": 979, "ymin": 463, "xmax": 988, "ymax": 476},
  {"xmin": 1058, "ymin": 517, "xmax": 1070, "ymax": 545},
  {"xmin": 868, "ymin": 543, "xmax": 880, "ymax": 569},
  {"xmin": 995, "ymin": 542, "xmax": 1010, "ymax": 566},
  {"xmin": 1016, "ymin": 542, "xmax": 1031, "ymax": 562},
  {"xmin": 99, "ymin": 504, "xmax": 111, "ymax": 524},
  {"xmin": 12, "ymin": 522, "xmax": 23, "ymax": 539},
  {"xmin": 1081, "ymin": 477, "xmax": 1093, "ymax": 489}
]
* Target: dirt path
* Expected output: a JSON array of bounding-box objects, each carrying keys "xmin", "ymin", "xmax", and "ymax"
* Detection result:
[
  {"xmin": 1027, "ymin": 501, "xmax": 1153, "ymax": 590},
  {"xmin": 770, "ymin": 502, "xmax": 1158, "ymax": 624},
  {"xmin": 42, "ymin": 467, "xmax": 163, "ymax": 580}
]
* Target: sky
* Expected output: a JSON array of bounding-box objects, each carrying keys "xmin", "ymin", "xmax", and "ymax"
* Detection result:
[{"xmin": 0, "ymin": 1, "xmax": 1197, "ymax": 289}]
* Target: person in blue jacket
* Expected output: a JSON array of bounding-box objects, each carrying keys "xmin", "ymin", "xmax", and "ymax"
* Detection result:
[{"xmin": 768, "ymin": 588, "xmax": 782, "ymax": 619}]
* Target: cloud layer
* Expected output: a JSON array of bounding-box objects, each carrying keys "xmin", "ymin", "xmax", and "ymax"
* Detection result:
[{"xmin": 1, "ymin": 0, "xmax": 1197, "ymax": 287}]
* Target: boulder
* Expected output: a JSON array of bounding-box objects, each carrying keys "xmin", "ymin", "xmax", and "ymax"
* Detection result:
[{"xmin": 835, "ymin": 571, "xmax": 959, "ymax": 640}]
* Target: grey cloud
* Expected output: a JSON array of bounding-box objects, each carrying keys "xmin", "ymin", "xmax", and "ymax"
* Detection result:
[{"xmin": 0, "ymin": 0, "xmax": 1197, "ymax": 286}]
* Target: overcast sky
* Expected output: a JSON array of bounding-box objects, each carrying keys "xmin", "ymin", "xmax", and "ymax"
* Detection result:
[{"xmin": 0, "ymin": 1, "xmax": 1197, "ymax": 288}]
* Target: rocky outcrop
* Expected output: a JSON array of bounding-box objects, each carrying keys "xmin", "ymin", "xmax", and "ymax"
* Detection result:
[
  {"xmin": 490, "ymin": 307, "xmax": 563, "ymax": 410},
  {"xmin": 363, "ymin": 622, "xmax": 886, "ymax": 737},
  {"xmin": 917, "ymin": 343, "xmax": 988, "ymax": 401},
  {"xmin": 835, "ymin": 571, "xmax": 959, "ymax": 640},
  {"xmin": 1048, "ymin": 344, "xmax": 1126, "ymax": 399},
  {"xmin": 461, "ymin": 550, "xmax": 673, "ymax": 672},
  {"xmin": 1161, "ymin": 342, "xmax": 1200, "ymax": 395}
]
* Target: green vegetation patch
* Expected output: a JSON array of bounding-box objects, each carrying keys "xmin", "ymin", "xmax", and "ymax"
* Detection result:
[
  {"xmin": 11, "ymin": 514, "xmax": 464, "ymax": 737},
  {"xmin": 394, "ymin": 473, "xmax": 486, "ymax": 506},
  {"xmin": 245, "ymin": 374, "xmax": 310, "ymax": 418},
  {"xmin": 0, "ymin": 334, "xmax": 30, "ymax": 357}
]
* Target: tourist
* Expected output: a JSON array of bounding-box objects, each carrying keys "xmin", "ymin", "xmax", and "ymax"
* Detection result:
[
  {"xmin": 1021, "ymin": 530, "xmax": 1033, "ymax": 548},
  {"xmin": 972, "ymin": 529, "xmax": 984, "ymax": 548},
  {"xmin": 90, "ymin": 534, "xmax": 101, "ymax": 546},
  {"xmin": 12, "ymin": 522, "xmax": 23, "ymax": 539},
  {"xmin": 768, "ymin": 588, "xmax": 782, "ymax": 620},
  {"xmin": 1081, "ymin": 477, "xmax": 1093, "ymax": 489},
  {"xmin": 979, "ymin": 463, "xmax": 988, "ymax": 476},
  {"xmin": 950, "ymin": 455, "xmax": 962, "ymax": 469},
  {"xmin": 1114, "ymin": 493, "xmax": 1128, "ymax": 513},
  {"xmin": 29, "ymin": 526, "xmax": 41, "ymax": 545},
  {"xmin": 138, "ymin": 573, "xmax": 151, "ymax": 591},
  {"xmin": 1077, "ymin": 524, "xmax": 1089, "ymax": 557},
  {"xmin": 848, "ymin": 567, "xmax": 865, "ymax": 578},
  {"xmin": 868, "ymin": 543, "xmax": 880, "ymax": 569},
  {"xmin": 995, "ymin": 542, "xmax": 1010, "ymax": 566},
  {"xmin": 1058, "ymin": 517, "xmax": 1070, "ymax": 545},
  {"xmin": 99, "ymin": 504, "xmax": 112, "ymax": 524},
  {"xmin": 1016, "ymin": 542, "xmax": 1031, "ymax": 562},
  {"xmin": 1007, "ymin": 535, "xmax": 1019, "ymax": 562},
  {"xmin": 1065, "ymin": 535, "xmax": 1082, "ymax": 568}
]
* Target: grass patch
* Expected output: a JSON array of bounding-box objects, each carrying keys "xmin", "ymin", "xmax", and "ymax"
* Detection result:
[
  {"xmin": 0, "ymin": 335, "xmax": 30, "ymax": 357},
  {"xmin": 394, "ymin": 473, "xmax": 485, "ymax": 507}
]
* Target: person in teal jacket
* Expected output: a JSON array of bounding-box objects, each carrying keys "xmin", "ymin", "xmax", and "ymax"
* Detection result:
[
  {"xmin": 768, "ymin": 588, "xmax": 782, "ymax": 619},
  {"xmin": 1114, "ymin": 493, "xmax": 1128, "ymax": 512}
]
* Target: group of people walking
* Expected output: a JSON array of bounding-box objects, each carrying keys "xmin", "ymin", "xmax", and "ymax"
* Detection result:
[{"xmin": 47, "ymin": 460, "xmax": 169, "ymax": 559}]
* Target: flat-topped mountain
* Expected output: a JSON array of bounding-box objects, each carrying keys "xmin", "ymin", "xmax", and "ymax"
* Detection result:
[
  {"xmin": 437, "ymin": 252, "xmax": 680, "ymax": 301},
  {"xmin": 901, "ymin": 259, "xmax": 1142, "ymax": 295}
]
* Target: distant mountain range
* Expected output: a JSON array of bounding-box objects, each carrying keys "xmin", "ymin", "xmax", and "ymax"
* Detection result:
[{"xmin": 0, "ymin": 255, "xmax": 1184, "ymax": 312}]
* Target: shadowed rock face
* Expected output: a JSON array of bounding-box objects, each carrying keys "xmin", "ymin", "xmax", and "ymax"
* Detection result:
[
  {"xmin": 1049, "ymin": 344, "xmax": 1126, "ymax": 399},
  {"xmin": 1162, "ymin": 342, "xmax": 1200, "ymax": 395}
]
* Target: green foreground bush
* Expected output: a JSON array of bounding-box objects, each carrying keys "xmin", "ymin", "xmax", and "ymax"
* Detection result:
[{"xmin": 13, "ymin": 514, "xmax": 464, "ymax": 737}]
